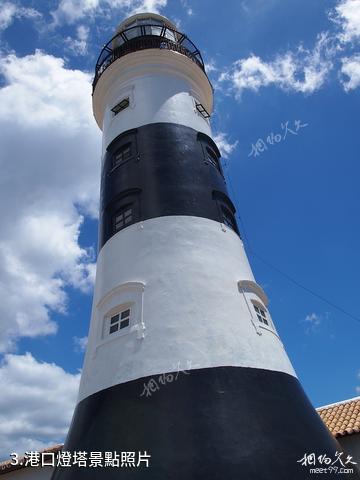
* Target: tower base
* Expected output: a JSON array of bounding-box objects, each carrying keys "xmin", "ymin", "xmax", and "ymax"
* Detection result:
[{"xmin": 51, "ymin": 366, "xmax": 359, "ymax": 479}]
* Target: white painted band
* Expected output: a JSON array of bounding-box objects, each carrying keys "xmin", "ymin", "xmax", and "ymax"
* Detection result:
[{"xmin": 79, "ymin": 216, "xmax": 296, "ymax": 402}]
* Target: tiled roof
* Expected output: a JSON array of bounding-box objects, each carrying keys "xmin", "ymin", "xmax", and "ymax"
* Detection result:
[
  {"xmin": 0, "ymin": 445, "xmax": 63, "ymax": 475},
  {"xmin": 317, "ymin": 397, "xmax": 360, "ymax": 438}
]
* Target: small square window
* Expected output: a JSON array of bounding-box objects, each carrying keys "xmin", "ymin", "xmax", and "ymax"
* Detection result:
[
  {"xmin": 111, "ymin": 97, "xmax": 130, "ymax": 115},
  {"xmin": 113, "ymin": 143, "xmax": 132, "ymax": 168},
  {"xmin": 253, "ymin": 303, "xmax": 269, "ymax": 326},
  {"xmin": 113, "ymin": 207, "xmax": 133, "ymax": 232},
  {"xmin": 108, "ymin": 308, "xmax": 131, "ymax": 335},
  {"xmin": 195, "ymin": 102, "xmax": 210, "ymax": 119}
]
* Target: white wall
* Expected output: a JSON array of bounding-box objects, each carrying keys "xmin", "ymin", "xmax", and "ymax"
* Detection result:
[
  {"xmin": 101, "ymin": 73, "xmax": 211, "ymax": 151},
  {"xmin": 79, "ymin": 215, "xmax": 295, "ymax": 402}
]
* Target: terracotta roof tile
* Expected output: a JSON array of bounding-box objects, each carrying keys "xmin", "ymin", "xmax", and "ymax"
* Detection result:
[{"xmin": 317, "ymin": 397, "xmax": 360, "ymax": 438}]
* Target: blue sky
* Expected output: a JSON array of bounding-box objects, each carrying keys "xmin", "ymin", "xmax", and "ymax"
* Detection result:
[{"xmin": 0, "ymin": 0, "xmax": 359, "ymax": 459}]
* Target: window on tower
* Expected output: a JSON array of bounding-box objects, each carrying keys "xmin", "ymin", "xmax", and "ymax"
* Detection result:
[
  {"xmin": 106, "ymin": 188, "xmax": 141, "ymax": 242},
  {"xmin": 221, "ymin": 206, "xmax": 237, "ymax": 231},
  {"xmin": 251, "ymin": 301, "xmax": 272, "ymax": 327},
  {"xmin": 195, "ymin": 102, "xmax": 211, "ymax": 119},
  {"xmin": 109, "ymin": 308, "xmax": 131, "ymax": 335},
  {"xmin": 205, "ymin": 147, "xmax": 221, "ymax": 172},
  {"xmin": 212, "ymin": 190, "xmax": 239, "ymax": 235},
  {"xmin": 197, "ymin": 133, "xmax": 223, "ymax": 176},
  {"xmin": 106, "ymin": 129, "xmax": 138, "ymax": 174},
  {"xmin": 113, "ymin": 142, "xmax": 132, "ymax": 168},
  {"xmin": 111, "ymin": 97, "xmax": 130, "ymax": 115},
  {"xmin": 113, "ymin": 206, "xmax": 133, "ymax": 232}
]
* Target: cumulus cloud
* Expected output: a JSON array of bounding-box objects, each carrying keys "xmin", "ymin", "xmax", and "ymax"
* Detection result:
[
  {"xmin": 73, "ymin": 335, "xmax": 88, "ymax": 353},
  {"xmin": 204, "ymin": 60, "xmax": 218, "ymax": 74},
  {"xmin": 0, "ymin": 50, "xmax": 100, "ymax": 352},
  {"xmin": 51, "ymin": 0, "xmax": 167, "ymax": 24},
  {"xmin": 180, "ymin": 0, "xmax": 193, "ymax": 16},
  {"xmin": 65, "ymin": 25, "xmax": 90, "ymax": 56},
  {"xmin": 213, "ymin": 132, "xmax": 238, "ymax": 159},
  {"xmin": 331, "ymin": 0, "xmax": 360, "ymax": 43},
  {"xmin": 220, "ymin": 33, "xmax": 335, "ymax": 98},
  {"xmin": 303, "ymin": 312, "xmax": 329, "ymax": 334},
  {"xmin": 133, "ymin": 0, "xmax": 167, "ymax": 13},
  {"xmin": 0, "ymin": 353, "xmax": 80, "ymax": 460},
  {"xmin": 341, "ymin": 54, "xmax": 360, "ymax": 90},
  {"xmin": 0, "ymin": 2, "xmax": 41, "ymax": 31}
]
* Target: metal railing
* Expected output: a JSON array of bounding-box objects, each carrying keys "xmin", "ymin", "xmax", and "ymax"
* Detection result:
[{"xmin": 93, "ymin": 24, "xmax": 205, "ymax": 91}]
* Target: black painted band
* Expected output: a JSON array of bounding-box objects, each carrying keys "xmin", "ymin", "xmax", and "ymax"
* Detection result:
[
  {"xmin": 99, "ymin": 123, "xmax": 239, "ymax": 250},
  {"xmin": 51, "ymin": 366, "xmax": 357, "ymax": 480}
]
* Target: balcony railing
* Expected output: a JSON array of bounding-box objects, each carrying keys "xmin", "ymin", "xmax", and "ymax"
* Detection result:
[{"xmin": 93, "ymin": 24, "xmax": 206, "ymax": 91}]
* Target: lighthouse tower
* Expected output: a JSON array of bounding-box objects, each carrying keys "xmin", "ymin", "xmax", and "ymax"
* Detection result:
[{"xmin": 52, "ymin": 13, "xmax": 358, "ymax": 480}]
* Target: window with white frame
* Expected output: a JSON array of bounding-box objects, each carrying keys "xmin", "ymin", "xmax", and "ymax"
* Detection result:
[
  {"xmin": 108, "ymin": 308, "xmax": 131, "ymax": 335},
  {"xmin": 252, "ymin": 303, "xmax": 269, "ymax": 326}
]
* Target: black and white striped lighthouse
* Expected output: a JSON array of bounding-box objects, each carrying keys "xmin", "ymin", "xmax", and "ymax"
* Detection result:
[{"xmin": 52, "ymin": 12, "xmax": 360, "ymax": 480}]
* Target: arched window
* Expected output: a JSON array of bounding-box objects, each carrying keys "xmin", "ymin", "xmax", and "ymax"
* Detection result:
[
  {"xmin": 107, "ymin": 188, "xmax": 141, "ymax": 237},
  {"xmin": 109, "ymin": 307, "xmax": 131, "ymax": 335},
  {"xmin": 106, "ymin": 129, "xmax": 138, "ymax": 174},
  {"xmin": 197, "ymin": 133, "xmax": 222, "ymax": 175},
  {"xmin": 221, "ymin": 205, "xmax": 237, "ymax": 231},
  {"xmin": 113, "ymin": 205, "xmax": 133, "ymax": 232},
  {"xmin": 252, "ymin": 301, "xmax": 269, "ymax": 326},
  {"xmin": 113, "ymin": 142, "xmax": 132, "ymax": 168},
  {"xmin": 212, "ymin": 190, "xmax": 239, "ymax": 235},
  {"xmin": 205, "ymin": 147, "xmax": 220, "ymax": 172}
]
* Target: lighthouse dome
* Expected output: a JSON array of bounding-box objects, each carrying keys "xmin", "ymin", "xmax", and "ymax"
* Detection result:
[{"xmin": 116, "ymin": 12, "xmax": 177, "ymax": 33}]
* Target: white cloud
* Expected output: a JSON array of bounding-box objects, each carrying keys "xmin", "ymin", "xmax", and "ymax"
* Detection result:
[
  {"xmin": 341, "ymin": 54, "xmax": 360, "ymax": 90},
  {"xmin": 0, "ymin": 2, "xmax": 41, "ymax": 31},
  {"xmin": 0, "ymin": 50, "xmax": 100, "ymax": 352},
  {"xmin": 73, "ymin": 335, "xmax": 88, "ymax": 353},
  {"xmin": 0, "ymin": 353, "xmax": 80, "ymax": 460},
  {"xmin": 356, "ymin": 371, "xmax": 360, "ymax": 394},
  {"xmin": 220, "ymin": 33, "xmax": 335, "ymax": 98},
  {"xmin": 133, "ymin": 0, "xmax": 167, "ymax": 13},
  {"xmin": 213, "ymin": 132, "xmax": 238, "ymax": 159},
  {"xmin": 303, "ymin": 312, "xmax": 329, "ymax": 334},
  {"xmin": 52, "ymin": 0, "xmax": 99, "ymax": 24},
  {"xmin": 51, "ymin": 0, "xmax": 167, "ymax": 24},
  {"xmin": 305, "ymin": 312, "xmax": 322, "ymax": 326},
  {"xmin": 180, "ymin": 0, "xmax": 193, "ymax": 16},
  {"xmin": 332, "ymin": 0, "xmax": 360, "ymax": 43},
  {"xmin": 65, "ymin": 24, "xmax": 90, "ymax": 56},
  {"xmin": 205, "ymin": 60, "xmax": 218, "ymax": 74}
]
